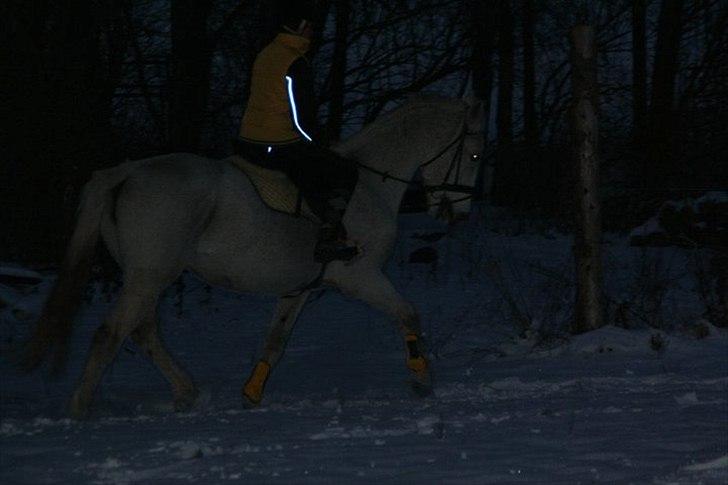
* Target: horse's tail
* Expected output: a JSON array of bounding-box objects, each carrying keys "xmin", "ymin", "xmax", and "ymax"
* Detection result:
[{"xmin": 21, "ymin": 160, "xmax": 141, "ymax": 375}]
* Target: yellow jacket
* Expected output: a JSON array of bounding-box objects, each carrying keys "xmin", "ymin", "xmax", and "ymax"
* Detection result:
[{"xmin": 239, "ymin": 33, "xmax": 312, "ymax": 144}]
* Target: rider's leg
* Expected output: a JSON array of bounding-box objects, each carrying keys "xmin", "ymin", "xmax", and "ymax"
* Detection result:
[{"xmin": 280, "ymin": 142, "xmax": 360, "ymax": 262}]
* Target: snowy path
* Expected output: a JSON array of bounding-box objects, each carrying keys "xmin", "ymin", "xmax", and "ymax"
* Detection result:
[{"xmin": 1, "ymin": 218, "xmax": 727, "ymax": 483}]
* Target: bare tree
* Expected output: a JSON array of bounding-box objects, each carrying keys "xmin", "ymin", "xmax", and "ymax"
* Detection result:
[
  {"xmin": 632, "ymin": 0, "xmax": 648, "ymax": 144},
  {"xmin": 497, "ymin": 0, "xmax": 514, "ymax": 147},
  {"xmin": 648, "ymin": 0, "xmax": 685, "ymax": 184},
  {"xmin": 324, "ymin": 0, "xmax": 351, "ymax": 143},
  {"xmin": 570, "ymin": 24, "xmax": 604, "ymax": 334},
  {"xmin": 491, "ymin": 0, "xmax": 514, "ymax": 206},
  {"xmin": 2, "ymin": 0, "xmax": 129, "ymax": 260},
  {"xmin": 323, "ymin": 0, "xmax": 468, "ymax": 127},
  {"xmin": 169, "ymin": 0, "xmax": 214, "ymax": 152},
  {"xmin": 522, "ymin": 0, "xmax": 537, "ymax": 147},
  {"xmin": 468, "ymin": 0, "xmax": 498, "ymax": 198}
]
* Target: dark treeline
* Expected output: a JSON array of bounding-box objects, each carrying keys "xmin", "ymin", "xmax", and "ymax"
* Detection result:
[{"xmin": 2, "ymin": 0, "xmax": 727, "ymax": 263}]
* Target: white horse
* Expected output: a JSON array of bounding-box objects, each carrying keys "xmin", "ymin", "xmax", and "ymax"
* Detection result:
[{"xmin": 22, "ymin": 95, "xmax": 485, "ymax": 418}]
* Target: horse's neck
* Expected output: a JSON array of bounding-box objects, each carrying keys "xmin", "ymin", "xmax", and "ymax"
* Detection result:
[{"xmin": 340, "ymin": 144, "xmax": 422, "ymax": 217}]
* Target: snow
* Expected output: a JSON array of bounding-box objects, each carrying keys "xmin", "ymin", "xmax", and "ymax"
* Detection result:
[
  {"xmin": 0, "ymin": 265, "xmax": 44, "ymax": 281},
  {"xmin": 630, "ymin": 215, "xmax": 662, "ymax": 238},
  {"xmin": 696, "ymin": 191, "xmax": 728, "ymax": 205},
  {"xmin": 1, "ymin": 211, "xmax": 727, "ymax": 483},
  {"xmin": 683, "ymin": 455, "xmax": 728, "ymax": 472}
]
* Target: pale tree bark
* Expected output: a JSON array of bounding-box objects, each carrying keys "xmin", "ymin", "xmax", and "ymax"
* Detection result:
[{"xmin": 569, "ymin": 25, "xmax": 604, "ymax": 335}]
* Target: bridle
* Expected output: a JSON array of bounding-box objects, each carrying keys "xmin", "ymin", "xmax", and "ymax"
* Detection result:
[{"xmin": 356, "ymin": 121, "xmax": 479, "ymax": 207}]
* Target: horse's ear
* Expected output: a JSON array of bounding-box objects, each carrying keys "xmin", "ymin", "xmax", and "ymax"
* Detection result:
[{"xmin": 466, "ymin": 98, "xmax": 485, "ymax": 131}]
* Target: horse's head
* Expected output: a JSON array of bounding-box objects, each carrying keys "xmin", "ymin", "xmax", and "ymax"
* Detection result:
[{"xmin": 418, "ymin": 97, "xmax": 485, "ymax": 224}]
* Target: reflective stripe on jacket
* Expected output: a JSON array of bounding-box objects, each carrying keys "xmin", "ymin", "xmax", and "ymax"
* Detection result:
[{"xmin": 239, "ymin": 33, "xmax": 313, "ymax": 144}]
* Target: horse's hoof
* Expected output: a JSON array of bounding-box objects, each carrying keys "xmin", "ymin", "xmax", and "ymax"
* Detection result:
[
  {"xmin": 242, "ymin": 361, "xmax": 269, "ymax": 409},
  {"xmin": 174, "ymin": 389, "xmax": 199, "ymax": 412},
  {"xmin": 411, "ymin": 379, "xmax": 434, "ymax": 397},
  {"xmin": 69, "ymin": 396, "xmax": 90, "ymax": 420},
  {"xmin": 242, "ymin": 391, "xmax": 261, "ymax": 409},
  {"xmin": 69, "ymin": 408, "xmax": 89, "ymax": 420},
  {"xmin": 409, "ymin": 366, "xmax": 434, "ymax": 398}
]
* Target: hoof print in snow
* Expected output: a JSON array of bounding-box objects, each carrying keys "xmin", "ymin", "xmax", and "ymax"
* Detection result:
[{"xmin": 649, "ymin": 333, "xmax": 668, "ymax": 353}]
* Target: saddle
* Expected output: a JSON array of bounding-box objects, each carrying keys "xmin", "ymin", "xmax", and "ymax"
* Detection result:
[{"xmin": 229, "ymin": 155, "xmax": 317, "ymax": 221}]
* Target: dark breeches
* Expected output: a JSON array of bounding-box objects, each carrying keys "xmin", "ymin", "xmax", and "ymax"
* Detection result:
[{"xmin": 234, "ymin": 139, "xmax": 358, "ymax": 222}]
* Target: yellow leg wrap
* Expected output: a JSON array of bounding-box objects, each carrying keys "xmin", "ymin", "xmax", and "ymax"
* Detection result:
[
  {"xmin": 243, "ymin": 361, "xmax": 271, "ymax": 405},
  {"xmin": 405, "ymin": 334, "xmax": 428, "ymax": 373}
]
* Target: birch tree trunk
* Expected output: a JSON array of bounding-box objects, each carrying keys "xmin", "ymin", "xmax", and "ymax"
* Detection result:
[{"xmin": 569, "ymin": 25, "xmax": 604, "ymax": 334}]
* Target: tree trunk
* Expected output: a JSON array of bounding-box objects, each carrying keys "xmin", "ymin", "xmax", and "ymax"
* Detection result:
[
  {"xmin": 325, "ymin": 0, "xmax": 351, "ymax": 143},
  {"xmin": 632, "ymin": 0, "xmax": 647, "ymax": 144},
  {"xmin": 2, "ymin": 0, "xmax": 126, "ymax": 262},
  {"xmin": 648, "ymin": 0, "xmax": 685, "ymax": 185},
  {"xmin": 469, "ymin": 0, "xmax": 497, "ymax": 199},
  {"xmin": 569, "ymin": 25, "xmax": 604, "ymax": 335},
  {"xmin": 496, "ymin": 1, "xmax": 514, "ymax": 147},
  {"xmin": 239, "ymin": 0, "xmax": 279, "ymax": 107},
  {"xmin": 169, "ymin": 0, "xmax": 213, "ymax": 153},
  {"xmin": 491, "ymin": 0, "xmax": 514, "ymax": 206},
  {"xmin": 522, "ymin": 0, "xmax": 537, "ymax": 147}
]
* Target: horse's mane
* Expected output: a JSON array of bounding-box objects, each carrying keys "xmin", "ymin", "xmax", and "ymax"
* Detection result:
[{"xmin": 336, "ymin": 95, "xmax": 466, "ymax": 157}]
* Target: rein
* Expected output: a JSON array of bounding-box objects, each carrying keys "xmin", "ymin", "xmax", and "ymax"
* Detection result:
[{"xmin": 355, "ymin": 122, "xmax": 478, "ymax": 205}]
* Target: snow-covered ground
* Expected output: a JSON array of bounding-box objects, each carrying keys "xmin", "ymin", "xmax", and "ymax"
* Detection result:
[{"xmin": 1, "ymin": 212, "xmax": 726, "ymax": 484}]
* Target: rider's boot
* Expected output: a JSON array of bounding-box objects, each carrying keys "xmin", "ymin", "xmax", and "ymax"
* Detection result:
[{"xmin": 314, "ymin": 221, "xmax": 358, "ymax": 263}]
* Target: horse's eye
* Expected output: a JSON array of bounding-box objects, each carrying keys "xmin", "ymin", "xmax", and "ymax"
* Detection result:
[{"xmin": 470, "ymin": 154, "xmax": 480, "ymax": 162}]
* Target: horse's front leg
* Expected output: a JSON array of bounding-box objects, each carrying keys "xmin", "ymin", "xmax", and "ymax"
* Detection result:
[
  {"xmin": 242, "ymin": 290, "xmax": 311, "ymax": 407},
  {"xmin": 333, "ymin": 270, "xmax": 432, "ymax": 396}
]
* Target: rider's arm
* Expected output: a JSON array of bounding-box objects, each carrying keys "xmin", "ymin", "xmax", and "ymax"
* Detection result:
[{"xmin": 285, "ymin": 57, "xmax": 319, "ymax": 143}]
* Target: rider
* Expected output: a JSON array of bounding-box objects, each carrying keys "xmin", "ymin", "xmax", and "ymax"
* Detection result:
[{"xmin": 235, "ymin": 1, "xmax": 359, "ymax": 263}]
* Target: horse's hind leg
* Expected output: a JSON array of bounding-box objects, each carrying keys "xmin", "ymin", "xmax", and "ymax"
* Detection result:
[
  {"xmin": 69, "ymin": 273, "xmax": 166, "ymax": 418},
  {"xmin": 242, "ymin": 291, "xmax": 311, "ymax": 407},
  {"xmin": 131, "ymin": 309, "xmax": 198, "ymax": 412},
  {"xmin": 333, "ymin": 271, "xmax": 432, "ymax": 396}
]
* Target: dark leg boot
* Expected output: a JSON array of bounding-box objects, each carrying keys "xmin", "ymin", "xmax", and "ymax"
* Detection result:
[{"xmin": 314, "ymin": 222, "xmax": 359, "ymax": 263}]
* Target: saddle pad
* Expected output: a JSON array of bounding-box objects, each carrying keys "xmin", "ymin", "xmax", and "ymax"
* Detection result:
[{"xmin": 229, "ymin": 156, "xmax": 316, "ymax": 220}]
